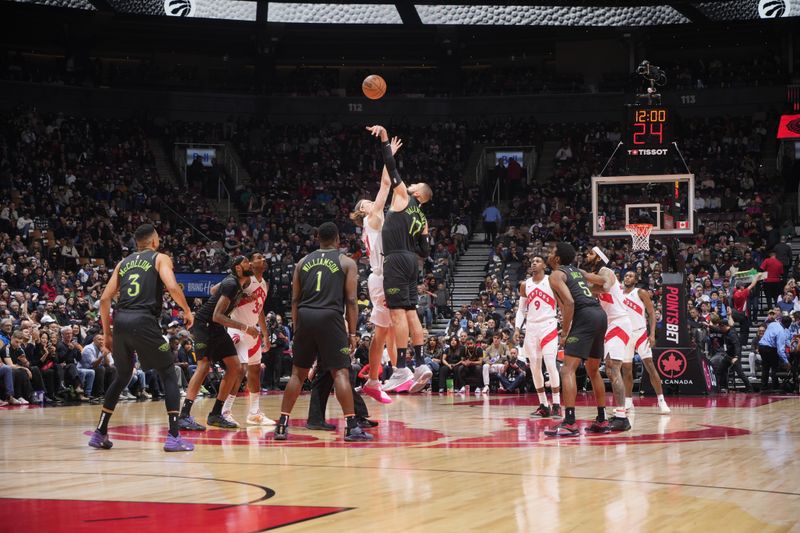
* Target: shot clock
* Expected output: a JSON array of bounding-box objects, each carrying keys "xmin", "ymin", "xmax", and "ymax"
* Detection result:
[{"xmin": 627, "ymin": 105, "xmax": 671, "ymax": 153}]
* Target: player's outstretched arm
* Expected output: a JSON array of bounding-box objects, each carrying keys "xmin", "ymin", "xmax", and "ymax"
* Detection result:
[
  {"xmin": 549, "ymin": 270, "xmax": 574, "ymax": 346},
  {"xmin": 582, "ymin": 268, "xmax": 615, "ymax": 291},
  {"xmin": 342, "ymin": 255, "xmax": 359, "ymax": 351},
  {"xmin": 640, "ymin": 288, "xmax": 657, "ymax": 346},
  {"xmin": 514, "ymin": 281, "xmax": 528, "ymax": 332},
  {"xmin": 366, "ymin": 125, "xmax": 408, "ymax": 210},
  {"xmin": 368, "ymin": 136, "xmax": 403, "ymax": 230},
  {"xmin": 99, "ymin": 262, "xmax": 122, "ymax": 352},
  {"xmin": 157, "ymin": 254, "xmax": 193, "ymax": 329}
]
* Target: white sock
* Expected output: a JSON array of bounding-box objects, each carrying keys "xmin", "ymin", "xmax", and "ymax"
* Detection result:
[
  {"xmin": 223, "ymin": 394, "xmax": 236, "ymax": 414},
  {"xmin": 552, "ymin": 392, "xmax": 560, "ymax": 405},
  {"xmin": 366, "ymin": 379, "xmax": 380, "ymax": 388},
  {"xmin": 537, "ymin": 391, "xmax": 548, "ymax": 405},
  {"xmin": 625, "ymin": 397, "xmax": 634, "ymax": 409},
  {"xmin": 657, "ymin": 394, "xmax": 666, "ymax": 403},
  {"xmin": 614, "ymin": 407, "xmax": 627, "ymax": 418},
  {"xmin": 248, "ymin": 392, "xmax": 260, "ymax": 414}
]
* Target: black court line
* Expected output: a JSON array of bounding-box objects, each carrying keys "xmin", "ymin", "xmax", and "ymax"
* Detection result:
[
  {"xmin": 85, "ymin": 515, "xmax": 148, "ymax": 522},
  {"xmin": 0, "ymin": 472, "xmax": 275, "ymax": 506},
  {"xmin": 262, "ymin": 508, "xmax": 354, "ymax": 532},
  {"xmin": 6, "ymin": 458, "xmax": 800, "ymax": 498}
]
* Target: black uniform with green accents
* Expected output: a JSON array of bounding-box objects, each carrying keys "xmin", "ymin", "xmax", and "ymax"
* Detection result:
[
  {"xmin": 292, "ymin": 248, "xmax": 351, "ymax": 371},
  {"xmin": 113, "ymin": 249, "xmax": 172, "ymax": 371},
  {"xmin": 559, "ymin": 265, "xmax": 607, "ymax": 360},
  {"xmin": 382, "ymin": 195, "xmax": 426, "ymax": 310},
  {"xmin": 191, "ymin": 275, "xmax": 242, "ymax": 363}
]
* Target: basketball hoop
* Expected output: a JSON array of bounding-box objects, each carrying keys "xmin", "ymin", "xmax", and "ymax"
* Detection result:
[{"xmin": 626, "ymin": 223, "xmax": 653, "ymax": 251}]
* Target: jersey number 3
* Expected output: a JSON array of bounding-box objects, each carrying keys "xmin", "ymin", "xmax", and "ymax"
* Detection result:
[{"xmin": 127, "ymin": 273, "xmax": 141, "ymax": 297}]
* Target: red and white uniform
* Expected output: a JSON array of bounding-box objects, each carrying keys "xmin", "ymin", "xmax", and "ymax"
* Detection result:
[
  {"xmin": 228, "ymin": 275, "xmax": 268, "ymax": 365},
  {"xmin": 363, "ymin": 216, "xmax": 390, "ymax": 328},
  {"xmin": 515, "ymin": 276, "xmax": 559, "ymax": 360},
  {"xmin": 597, "ymin": 272, "xmax": 634, "ymax": 362},
  {"xmin": 623, "ymin": 288, "xmax": 652, "ymax": 359}
]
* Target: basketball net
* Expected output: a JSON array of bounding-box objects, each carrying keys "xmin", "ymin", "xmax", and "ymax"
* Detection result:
[{"xmin": 626, "ymin": 223, "xmax": 653, "ymax": 252}]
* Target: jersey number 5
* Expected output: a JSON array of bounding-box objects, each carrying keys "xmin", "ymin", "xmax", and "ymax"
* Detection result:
[
  {"xmin": 577, "ymin": 280, "xmax": 592, "ymax": 298},
  {"xmin": 127, "ymin": 273, "xmax": 141, "ymax": 297}
]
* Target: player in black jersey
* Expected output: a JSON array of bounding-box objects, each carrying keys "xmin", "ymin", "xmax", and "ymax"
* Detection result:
[
  {"xmin": 543, "ymin": 242, "xmax": 610, "ymax": 437},
  {"xmin": 368, "ymin": 124, "xmax": 434, "ymax": 392},
  {"xmin": 273, "ymin": 222, "xmax": 372, "ymax": 442},
  {"xmin": 177, "ymin": 255, "xmax": 256, "ymax": 430},
  {"xmin": 88, "ymin": 224, "xmax": 195, "ymax": 452}
]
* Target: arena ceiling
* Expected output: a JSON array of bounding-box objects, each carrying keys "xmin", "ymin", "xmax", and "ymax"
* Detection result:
[{"xmin": 8, "ymin": 0, "xmax": 800, "ymax": 25}]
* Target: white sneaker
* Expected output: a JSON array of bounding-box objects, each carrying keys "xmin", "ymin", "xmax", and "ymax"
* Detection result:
[
  {"xmin": 475, "ymin": 389, "xmax": 481, "ymax": 396},
  {"xmin": 141, "ymin": 390, "xmax": 152, "ymax": 399},
  {"xmin": 658, "ymin": 402, "xmax": 671, "ymax": 414},
  {"xmin": 180, "ymin": 389, "xmax": 187, "ymax": 397},
  {"xmin": 481, "ymin": 386, "xmax": 490, "ymax": 394},
  {"xmin": 247, "ymin": 411, "xmax": 276, "ymax": 426},
  {"xmin": 456, "ymin": 387, "xmax": 465, "ymax": 394},
  {"xmin": 381, "ymin": 367, "xmax": 414, "ymax": 392},
  {"xmin": 17, "ymin": 397, "xmax": 29, "ymax": 405},
  {"xmin": 409, "ymin": 365, "xmax": 433, "ymax": 393},
  {"xmin": 221, "ymin": 411, "xmax": 240, "ymax": 428}
]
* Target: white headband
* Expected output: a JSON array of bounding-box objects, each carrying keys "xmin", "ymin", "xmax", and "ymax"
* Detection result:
[{"xmin": 593, "ymin": 246, "xmax": 610, "ymax": 265}]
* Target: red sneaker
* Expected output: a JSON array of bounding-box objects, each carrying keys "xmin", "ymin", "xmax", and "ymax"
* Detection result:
[{"xmin": 544, "ymin": 422, "xmax": 580, "ymax": 437}]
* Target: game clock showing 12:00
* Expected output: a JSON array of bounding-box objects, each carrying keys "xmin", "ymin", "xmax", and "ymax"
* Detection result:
[{"xmin": 629, "ymin": 106, "xmax": 671, "ymax": 148}]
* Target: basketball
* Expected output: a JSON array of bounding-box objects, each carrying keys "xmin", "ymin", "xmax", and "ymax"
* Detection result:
[{"xmin": 362, "ymin": 74, "xmax": 387, "ymax": 100}]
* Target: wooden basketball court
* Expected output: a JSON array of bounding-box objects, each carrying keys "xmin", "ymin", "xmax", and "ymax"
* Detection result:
[{"xmin": 2, "ymin": 392, "xmax": 799, "ymax": 532}]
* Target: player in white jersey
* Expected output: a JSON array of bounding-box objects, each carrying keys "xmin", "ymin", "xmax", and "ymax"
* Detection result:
[
  {"xmin": 583, "ymin": 246, "xmax": 632, "ymax": 432},
  {"xmin": 223, "ymin": 251, "xmax": 275, "ymax": 426},
  {"xmin": 349, "ymin": 135, "xmax": 402, "ymax": 403},
  {"xmin": 622, "ymin": 271, "xmax": 670, "ymax": 414},
  {"xmin": 515, "ymin": 255, "xmax": 561, "ymax": 418}
]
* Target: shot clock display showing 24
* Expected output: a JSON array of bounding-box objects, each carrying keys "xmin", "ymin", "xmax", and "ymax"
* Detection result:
[{"xmin": 627, "ymin": 105, "xmax": 671, "ymax": 154}]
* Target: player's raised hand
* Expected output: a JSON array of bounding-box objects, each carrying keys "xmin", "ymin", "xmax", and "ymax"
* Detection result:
[
  {"xmin": 390, "ymin": 136, "xmax": 403, "ymax": 155},
  {"xmin": 365, "ymin": 125, "xmax": 388, "ymax": 141}
]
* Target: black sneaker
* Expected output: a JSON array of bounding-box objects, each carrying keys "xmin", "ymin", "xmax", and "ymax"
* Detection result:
[
  {"xmin": 609, "ymin": 416, "xmax": 631, "ymax": 432},
  {"xmin": 274, "ymin": 424, "xmax": 288, "ymax": 441},
  {"xmin": 344, "ymin": 426, "xmax": 373, "ymax": 442},
  {"xmin": 531, "ymin": 404, "xmax": 551, "ymax": 418},
  {"xmin": 305, "ymin": 421, "xmax": 337, "ymax": 431},
  {"xmin": 178, "ymin": 415, "xmax": 206, "ymax": 431},
  {"xmin": 587, "ymin": 418, "xmax": 611, "ymax": 434},
  {"xmin": 355, "ymin": 416, "xmax": 378, "ymax": 428},
  {"xmin": 550, "ymin": 404, "xmax": 562, "ymax": 419},
  {"xmin": 207, "ymin": 413, "xmax": 238, "ymax": 429},
  {"xmin": 543, "ymin": 422, "xmax": 580, "ymax": 437}
]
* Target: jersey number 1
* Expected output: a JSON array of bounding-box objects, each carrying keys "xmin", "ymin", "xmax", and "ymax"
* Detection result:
[{"xmin": 315, "ymin": 271, "xmax": 323, "ymax": 292}]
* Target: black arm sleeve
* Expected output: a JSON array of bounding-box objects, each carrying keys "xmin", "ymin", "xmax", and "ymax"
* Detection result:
[{"xmin": 381, "ymin": 141, "xmax": 403, "ymax": 188}]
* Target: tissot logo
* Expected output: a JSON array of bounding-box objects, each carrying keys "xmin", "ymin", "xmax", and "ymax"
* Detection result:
[{"xmin": 627, "ymin": 149, "xmax": 669, "ymax": 156}]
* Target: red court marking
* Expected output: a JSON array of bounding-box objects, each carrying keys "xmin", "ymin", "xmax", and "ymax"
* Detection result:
[
  {"xmin": 88, "ymin": 419, "xmax": 448, "ymax": 449},
  {"xmin": 434, "ymin": 418, "xmax": 750, "ymax": 448},
  {"xmin": 457, "ymin": 393, "xmax": 789, "ymax": 409},
  {"xmin": 0, "ymin": 498, "xmax": 349, "ymax": 532}
]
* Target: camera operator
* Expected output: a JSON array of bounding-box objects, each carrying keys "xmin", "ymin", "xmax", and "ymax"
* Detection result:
[
  {"xmin": 708, "ymin": 310, "xmax": 752, "ymax": 392},
  {"xmin": 498, "ymin": 347, "xmax": 526, "ymax": 393}
]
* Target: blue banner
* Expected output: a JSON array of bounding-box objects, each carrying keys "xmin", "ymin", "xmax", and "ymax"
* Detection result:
[{"xmin": 176, "ymin": 273, "xmax": 226, "ymax": 298}]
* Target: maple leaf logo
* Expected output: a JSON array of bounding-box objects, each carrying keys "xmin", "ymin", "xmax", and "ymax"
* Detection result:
[{"xmin": 659, "ymin": 350, "xmax": 687, "ymax": 378}]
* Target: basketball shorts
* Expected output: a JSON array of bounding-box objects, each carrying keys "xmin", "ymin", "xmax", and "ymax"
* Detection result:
[
  {"xmin": 633, "ymin": 328, "xmax": 653, "ymax": 359},
  {"xmin": 523, "ymin": 320, "xmax": 559, "ymax": 361},
  {"xmin": 292, "ymin": 307, "xmax": 351, "ymax": 371},
  {"xmin": 383, "ymin": 252, "xmax": 419, "ymax": 310},
  {"xmin": 112, "ymin": 311, "xmax": 173, "ymax": 372},
  {"xmin": 227, "ymin": 327, "xmax": 263, "ymax": 365},
  {"xmin": 368, "ymin": 272, "xmax": 391, "ymax": 328},
  {"xmin": 605, "ymin": 317, "xmax": 634, "ymax": 363},
  {"xmin": 191, "ymin": 322, "xmax": 237, "ymax": 363},
  {"xmin": 564, "ymin": 306, "xmax": 607, "ymax": 360}
]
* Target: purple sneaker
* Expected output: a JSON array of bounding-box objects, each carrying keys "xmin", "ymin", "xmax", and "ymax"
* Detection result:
[
  {"xmin": 164, "ymin": 434, "xmax": 194, "ymax": 452},
  {"xmin": 88, "ymin": 430, "xmax": 113, "ymax": 449}
]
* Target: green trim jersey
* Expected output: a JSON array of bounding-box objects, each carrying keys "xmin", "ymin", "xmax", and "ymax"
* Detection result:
[
  {"xmin": 298, "ymin": 249, "xmax": 345, "ymax": 312},
  {"xmin": 382, "ymin": 196, "xmax": 426, "ymax": 255},
  {"xmin": 116, "ymin": 250, "xmax": 163, "ymax": 317}
]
